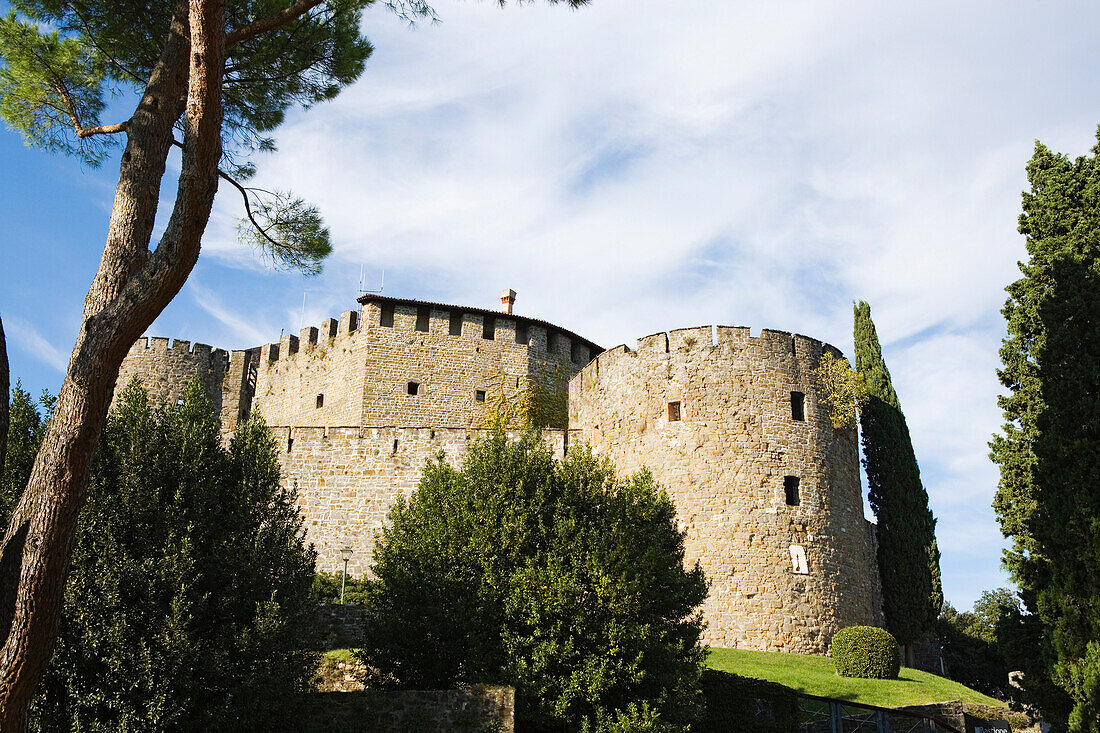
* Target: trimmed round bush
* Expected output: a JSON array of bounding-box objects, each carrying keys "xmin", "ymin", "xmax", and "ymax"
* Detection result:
[{"xmin": 831, "ymin": 626, "xmax": 901, "ymax": 679}]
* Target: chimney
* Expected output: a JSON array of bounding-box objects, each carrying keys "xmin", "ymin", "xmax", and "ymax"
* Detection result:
[{"xmin": 500, "ymin": 289, "xmax": 516, "ymax": 315}]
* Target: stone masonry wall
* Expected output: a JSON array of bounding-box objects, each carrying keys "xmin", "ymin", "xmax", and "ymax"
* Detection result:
[
  {"xmin": 114, "ymin": 337, "xmax": 252, "ymax": 429},
  {"xmin": 114, "ymin": 303, "xmax": 886, "ymax": 655},
  {"xmin": 251, "ymin": 311, "xmax": 369, "ymax": 428},
  {"xmin": 569, "ymin": 326, "xmax": 883, "ymax": 653},
  {"xmin": 276, "ymin": 425, "xmax": 567, "ymax": 577},
  {"xmin": 249, "ymin": 304, "xmax": 590, "ymax": 432}
]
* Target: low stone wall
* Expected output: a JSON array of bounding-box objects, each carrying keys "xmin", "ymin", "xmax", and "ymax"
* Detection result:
[
  {"xmin": 306, "ymin": 686, "xmax": 514, "ymax": 733},
  {"xmin": 318, "ymin": 603, "xmax": 367, "ymax": 650}
]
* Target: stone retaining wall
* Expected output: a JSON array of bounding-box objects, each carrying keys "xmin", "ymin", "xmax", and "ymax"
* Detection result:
[{"xmin": 306, "ymin": 687, "xmax": 514, "ymax": 733}]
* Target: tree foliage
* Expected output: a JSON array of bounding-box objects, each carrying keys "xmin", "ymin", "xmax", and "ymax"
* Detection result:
[
  {"xmin": 2, "ymin": 378, "xmax": 318, "ymax": 732},
  {"xmin": 937, "ymin": 589, "xmax": 1020, "ymax": 698},
  {"xmin": 991, "ymin": 135, "xmax": 1100, "ymax": 732},
  {"xmin": 0, "ymin": 385, "xmax": 51, "ymax": 521},
  {"xmin": 853, "ymin": 301, "xmax": 942, "ymax": 647},
  {"xmin": 814, "ymin": 351, "xmax": 867, "ymax": 429},
  {"xmin": 358, "ymin": 429, "xmax": 708, "ymax": 732}
]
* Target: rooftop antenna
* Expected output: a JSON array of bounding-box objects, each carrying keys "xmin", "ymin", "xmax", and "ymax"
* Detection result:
[{"xmin": 359, "ymin": 265, "xmax": 384, "ymax": 295}]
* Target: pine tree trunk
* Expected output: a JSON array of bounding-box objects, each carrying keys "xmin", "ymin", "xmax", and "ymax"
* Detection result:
[{"xmin": 0, "ymin": 0, "xmax": 225, "ymax": 724}]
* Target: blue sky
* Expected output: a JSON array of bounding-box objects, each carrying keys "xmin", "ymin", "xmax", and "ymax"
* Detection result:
[{"xmin": 3, "ymin": 0, "xmax": 1100, "ymax": 610}]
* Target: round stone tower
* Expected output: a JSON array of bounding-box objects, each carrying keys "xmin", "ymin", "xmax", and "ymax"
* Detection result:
[{"xmin": 568, "ymin": 325, "xmax": 882, "ymax": 653}]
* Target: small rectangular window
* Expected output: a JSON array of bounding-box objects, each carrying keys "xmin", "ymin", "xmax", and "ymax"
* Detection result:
[
  {"xmin": 315, "ymin": 394, "xmax": 324, "ymax": 409},
  {"xmin": 784, "ymin": 476, "xmax": 800, "ymax": 506},
  {"xmin": 415, "ymin": 306, "xmax": 430, "ymax": 333},
  {"xmin": 407, "ymin": 381, "xmax": 419, "ymax": 396},
  {"xmin": 668, "ymin": 401, "xmax": 681, "ymax": 422},
  {"xmin": 449, "ymin": 311, "xmax": 463, "ymax": 336},
  {"xmin": 516, "ymin": 322, "xmax": 529, "ymax": 345},
  {"xmin": 570, "ymin": 340, "xmax": 580, "ymax": 363},
  {"xmin": 483, "ymin": 316, "xmax": 495, "ymax": 340},
  {"xmin": 380, "ymin": 303, "xmax": 395, "ymax": 328},
  {"xmin": 791, "ymin": 391, "xmax": 805, "ymax": 421},
  {"xmin": 475, "ymin": 390, "xmax": 486, "ymax": 402},
  {"xmin": 287, "ymin": 438, "xmax": 293, "ymax": 453}
]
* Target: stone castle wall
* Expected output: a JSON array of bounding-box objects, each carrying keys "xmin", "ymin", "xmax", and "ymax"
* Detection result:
[
  {"xmin": 112, "ymin": 301, "xmax": 884, "ymax": 653},
  {"xmin": 568, "ymin": 325, "xmax": 883, "ymax": 653},
  {"xmin": 275, "ymin": 425, "xmax": 566, "ymax": 577},
  {"xmin": 114, "ymin": 337, "xmax": 254, "ymax": 431},
  {"xmin": 249, "ymin": 302, "xmax": 591, "ymax": 431}
]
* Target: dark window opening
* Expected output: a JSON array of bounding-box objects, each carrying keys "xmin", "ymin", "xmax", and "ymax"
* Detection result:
[
  {"xmin": 407, "ymin": 381, "xmax": 419, "ymax": 396},
  {"xmin": 449, "ymin": 311, "xmax": 464, "ymax": 336},
  {"xmin": 482, "ymin": 316, "xmax": 495, "ymax": 340},
  {"xmin": 516, "ymin": 322, "xmax": 529, "ymax": 345},
  {"xmin": 791, "ymin": 391, "xmax": 805, "ymax": 421},
  {"xmin": 415, "ymin": 306, "xmax": 430, "ymax": 332},
  {"xmin": 784, "ymin": 476, "xmax": 800, "ymax": 506},
  {"xmin": 393, "ymin": 439, "xmax": 398, "ymax": 454},
  {"xmin": 475, "ymin": 390, "xmax": 486, "ymax": 402},
  {"xmin": 380, "ymin": 303, "xmax": 395, "ymax": 328},
  {"xmin": 570, "ymin": 340, "xmax": 580, "ymax": 363},
  {"xmin": 548, "ymin": 332, "xmax": 558, "ymax": 353},
  {"xmin": 287, "ymin": 438, "xmax": 293, "ymax": 453},
  {"xmin": 315, "ymin": 394, "xmax": 324, "ymax": 409},
  {"xmin": 668, "ymin": 401, "xmax": 681, "ymax": 422}
]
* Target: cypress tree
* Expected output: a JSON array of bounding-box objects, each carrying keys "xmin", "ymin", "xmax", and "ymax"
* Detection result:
[
  {"xmin": 991, "ymin": 136, "xmax": 1100, "ymax": 732},
  {"xmin": 854, "ymin": 301, "xmax": 943, "ymax": 654}
]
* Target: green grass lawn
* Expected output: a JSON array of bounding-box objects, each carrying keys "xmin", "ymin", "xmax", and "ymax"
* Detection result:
[{"xmin": 707, "ymin": 648, "xmax": 1005, "ymax": 709}]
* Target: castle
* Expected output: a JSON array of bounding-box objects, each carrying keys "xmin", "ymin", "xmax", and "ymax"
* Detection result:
[{"xmin": 114, "ymin": 290, "xmax": 883, "ymax": 653}]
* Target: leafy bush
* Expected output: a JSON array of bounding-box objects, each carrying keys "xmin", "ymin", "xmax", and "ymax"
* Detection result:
[
  {"xmin": 698, "ymin": 670, "xmax": 798, "ymax": 733},
  {"xmin": 311, "ymin": 570, "xmax": 371, "ymax": 605},
  {"xmin": 831, "ymin": 626, "xmax": 901, "ymax": 679},
  {"xmin": 358, "ymin": 429, "xmax": 709, "ymax": 732},
  {"xmin": 5, "ymin": 379, "xmax": 319, "ymax": 732}
]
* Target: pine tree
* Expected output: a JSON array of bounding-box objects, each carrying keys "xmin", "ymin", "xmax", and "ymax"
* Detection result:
[
  {"xmin": 991, "ymin": 136, "xmax": 1100, "ymax": 732},
  {"xmin": 854, "ymin": 301, "xmax": 943, "ymax": 654}
]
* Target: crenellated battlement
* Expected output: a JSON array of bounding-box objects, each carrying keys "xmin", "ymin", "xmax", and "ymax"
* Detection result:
[
  {"xmin": 259, "ymin": 310, "xmax": 362, "ymax": 365},
  {"xmin": 127, "ymin": 336, "xmax": 230, "ymax": 363},
  {"xmin": 631, "ymin": 325, "xmax": 842, "ymax": 360}
]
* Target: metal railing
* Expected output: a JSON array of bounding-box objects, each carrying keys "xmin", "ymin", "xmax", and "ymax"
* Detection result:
[{"xmin": 794, "ymin": 693, "xmax": 964, "ymax": 733}]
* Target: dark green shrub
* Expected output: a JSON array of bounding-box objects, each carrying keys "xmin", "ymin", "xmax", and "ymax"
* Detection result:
[
  {"xmin": 831, "ymin": 626, "xmax": 901, "ymax": 679},
  {"xmin": 359, "ymin": 429, "xmax": 708, "ymax": 732},
  {"xmin": 311, "ymin": 570, "xmax": 371, "ymax": 605},
  {"xmin": 698, "ymin": 670, "xmax": 797, "ymax": 732},
  {"xmin": 6, "ymin": 379, "xmax": 319, "ymax": 732}
]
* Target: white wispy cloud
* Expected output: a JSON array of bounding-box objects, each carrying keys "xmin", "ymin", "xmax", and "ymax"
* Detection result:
[
  {"xmin": 186, "ymin": 281, "xmax": 273, "ymax": 346},
  {"xmin": 3, "ymin": 315, "xmax": 68, "ymax": 373}
]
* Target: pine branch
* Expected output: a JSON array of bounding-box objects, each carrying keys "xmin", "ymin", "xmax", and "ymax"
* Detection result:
[{"xmin": 225, "ymin": 0, "xmax": 327, "ymax": 47}]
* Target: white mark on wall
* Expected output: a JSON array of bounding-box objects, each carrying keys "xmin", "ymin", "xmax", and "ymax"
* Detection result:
[{"xmin": 789, "ymin": 545, "xmax": 809, "ymax": 574}]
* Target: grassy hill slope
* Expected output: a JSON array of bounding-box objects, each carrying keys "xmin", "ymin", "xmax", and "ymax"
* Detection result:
[{"xmin": 707, "ymin": 648, "xmax": 1005, "ymax": 709}]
